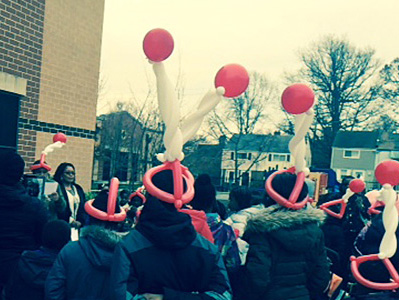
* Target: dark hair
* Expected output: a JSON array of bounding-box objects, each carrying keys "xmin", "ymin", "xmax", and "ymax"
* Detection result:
[
  {"xmin": 229, "ymin": 186, "xmax": 253, "ymax": 211},
  {"xmin": 191, "ymin": 174, "xmax": 216, "ymax": 212},
  {"xmin": 89, "ymin": 189, "xmax": 121, "ymax": 230},
  {"xmin": 54, "ymin": 162, "xmax": 75, "ymax": 183},
  {"xmin": 270, "ymin": 173, "xmax": 308, "ymax": 204},
  {"xmin": 41, "ymin": 220, "xmax": 71, "ymax": 251}
]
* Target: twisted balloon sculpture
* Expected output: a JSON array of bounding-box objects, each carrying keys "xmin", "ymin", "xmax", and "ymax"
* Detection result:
[
  {"xmin": 351, "ymin": 160, "xmax": 399, "ymax": 290},
  {"xmin": 30, "ymin": 133, "xmax": 67, "ymax": 171},
  {"xmin": 142, "ymin": 29, "xmax": 249, "ymax": 209},
  {"xmin": 265, "ymin": 84, "xmax": 315, "ymax": 210}
]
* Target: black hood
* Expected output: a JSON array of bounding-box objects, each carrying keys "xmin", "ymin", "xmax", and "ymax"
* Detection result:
[
  {"xmin": 135, "ymin": 197, "xmax": 196, "ymax": 250},
  {"xmin": 18, "ymin": 247, "xmax": 58, "ymax": 288},
  {"xmin": 78, "ymin": 226, "xmax": 126, "ymax": 270},
  {"xmin": 0, "ymin": 183, "xmax": 30, "ymax": 208},
  {"xmin": 244, "ymin": 205, "xmax": 326, "ymax": 252}
]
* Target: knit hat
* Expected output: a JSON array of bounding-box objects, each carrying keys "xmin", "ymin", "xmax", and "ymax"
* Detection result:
[
  {"xmin": 151, "ymin": 169, "xmax": 187, "ymax": 196},
  {"xmin": 41, "ymin": 220, "xmax": 71, "ymax": 251},
  {"xmin": 270, "ymin": 172, "xmax": 308, "ymax": 205},
  {"xmin": 0, "ymin": 149, "xmax": 25, "ymax": 185},
  {"xmin": 191, "ymin": 174, "xmax": 216, "ymax": 212},
  {"xmin": 92, "ymin": 189, "xmax": 121, "ymax": 214}
]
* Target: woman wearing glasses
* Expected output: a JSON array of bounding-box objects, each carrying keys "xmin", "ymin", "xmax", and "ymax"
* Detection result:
[{"xmin": 54, "ymin": 163, "xmax": 87, "ymax": 232}]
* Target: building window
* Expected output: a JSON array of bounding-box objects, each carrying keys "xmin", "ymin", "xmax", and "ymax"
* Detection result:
[
  {"xmin": 248, "ymin": 153, "xmax": 252, "ymax": 160},
  {"xmin": 230, "ymin": 152, "xmax": 234, "ymax": 160},
  {"xmin": 271, "ymin": 154, "xmax": 289, "ymax": 161},
  {"xmin": 343, "ymin": 150, "xmax": 360, "ymax": 159},
  {"xmin": 228, "ymin": 171, "xmax": 235, "ymax": 182},
  {"xmin": 237, "ymin": 152, "xmax": 249, "ymax": 159}
]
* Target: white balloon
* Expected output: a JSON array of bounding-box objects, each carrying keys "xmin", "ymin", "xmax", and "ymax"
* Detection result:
[
  {"xmin": 379, "ymin": 184, "xmax": 398, "ymax": 259},
  {"xmin": 42, "ymin": 141, "xmax": 65, "ymax": 156}
]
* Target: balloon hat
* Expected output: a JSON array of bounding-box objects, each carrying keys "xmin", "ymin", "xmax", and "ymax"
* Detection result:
[
  {"xmin": 265, "ymin": 84, "xmax": 315, "ymax": 210},
  {"xmin": 320, "ymin": 179, "xmax": 365, "ymax": 219},
  {"xmin": 30, "ymin": 133, "xmax": 67, "ymax": 172},
  {"xmin": 142, "ymin": 28, "xmax": 249, "ymax": 209},
  {"xmin": 351, "ymin": 160, "xmax": 399, "ymax": 290},
  {"xmin": 129, "ymin": 186, "xmax": 146, "ymax": 205},
  {"xmin": 84, "ymin": 177, "xmax": 127, "ymax": 222}
]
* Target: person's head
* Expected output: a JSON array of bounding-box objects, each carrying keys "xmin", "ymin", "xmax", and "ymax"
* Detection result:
[
  {"xmin": 31, "ymin": 160, "xmax": 49, "ymax": 177},
  {"xmin": 269, "ymin": 172, "xmax": 309, "ymax": 206},
  {"xmin": 228, "ymin": 186, "xmax": 253, "ymax": 212},
  {"xmin": 340, "ymin": 176, "xmax": 354, "ymax": 195},
  {"xmin": 119, "ymin": 189, "xmax": 130, "ymax": 206},
  {"xmin": 88, "ymin": 189, "xmax": 122, "ymax": 230},
  {"xmin": 41, "ymin": 220, "xmax": 71, "ymax": 251},
  {"xmin": 54, "ymin": 162, "xmax": 76, "ymax": 185},
  {"xmin": 191, "ymin": 174, "xmax": 216, "ymax": 213},
  {"xmin": 0, "ymin": 149, "xmax": 25, "ymax": 186}
]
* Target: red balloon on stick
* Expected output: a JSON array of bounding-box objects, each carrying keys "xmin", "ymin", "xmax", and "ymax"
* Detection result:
[
  {"xmin": 143, "ymin": 28, "xmax": 174, "ymax": 62},
  {"xmin": 349, "ymin": 179, "xmax": 365, "ymax": 193},
  {"xmin": 53, "ymin": 133, "xmax": 67, "ymax": 144},
  {"xmin": 375, "ymin": 160, "xmax": 399, "ymax": 186},
  {"xmin": 214, "ymin": 64, "xmax": 249, "ymax": 98},
  {"xmin": 281, "ymin": 84, "xmax": 315, "ymax": 115}
]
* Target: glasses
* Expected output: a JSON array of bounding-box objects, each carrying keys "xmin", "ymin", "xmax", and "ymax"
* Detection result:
[{"xmin": 64, "ymin": 171, "xmax": 75, "ymax": 175}]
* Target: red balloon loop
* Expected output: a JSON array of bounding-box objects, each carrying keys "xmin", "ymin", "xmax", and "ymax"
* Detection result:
[
  {"xmin": 30, "ymin": 153, "xmax": 51, "ymax": 172},
  {"xmin": 368, "ymin": 200, "xmax": 385, "ymax": 215},
  {"xmin": 349, "ymin": 179, "xmax": 366, "ymax": 194},
  {"xmin": 265, "ymin": 167, "xmax": 309, "ymax": 210},
  {"xmin": 129, "ymin": 188, "xmax": 146, "ymax": 204},
  {"xmin": 53, "ymin": 132, "xmax": 67, "ymax": 144},
  {"xmin": 143, "ymin": 28, "xmax": 174, "ymax": 62},
  {"xmin": 320, "ymin": 199, "xmax": 347, "ymax": 219},
  {"xmin": 143, "ymin": 160, "xmax": 194, "ymax": 208},
  {"xmin": 375, "ymin": 160, "xmax": 399, "ymax": 186},
  {"xmin": 351, "ymin": 255, "xmax": 399, "ymax": 290},
  {"xmin": 281, "ymin": 84, "xmax": 315, "ymax": 115},
  {"xmin": 214, "ymin": 64, "xmax": 249, "ymax": 98},
  {"xmin": 84, "ymin": 177, "xmax": 127, "ymax": 222}
]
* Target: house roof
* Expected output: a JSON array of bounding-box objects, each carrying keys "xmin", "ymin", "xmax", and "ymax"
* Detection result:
[
  {"xmin": 333, "ymin": 131, "xmax": 379, "ymax": 149},
  {"xmin": 225, "ymin": 134, "xmax": 293, "ymax": 153}
]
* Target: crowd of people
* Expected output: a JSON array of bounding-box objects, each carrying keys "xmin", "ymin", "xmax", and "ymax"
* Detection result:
[{"xmin": 0, "ymin": 148, "xmax": 399, "ymax": 300}]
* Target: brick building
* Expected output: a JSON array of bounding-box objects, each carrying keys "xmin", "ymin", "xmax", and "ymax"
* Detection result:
[{"xmin": 0, "ymin": 0, "xmax": 105, "ymax": 190}]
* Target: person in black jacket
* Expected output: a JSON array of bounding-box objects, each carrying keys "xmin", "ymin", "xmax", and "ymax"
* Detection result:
[
  {"xmin": 241, "ymin": 173, "xmax": 331, "ymax": 300},
  {"xmin": 53, "ymin": 162, "xmax": 87, "ymax": 228},
  {"xmin": 110, "ymin": 170, "xmax": 231, "ymax": 300},
  {"xmin": 45, "ymin": 189, "xmax": 128, "ymax": 300},
  {"xmin": 4, "ymin": 220, "xmax": 70, "ymax": 300},
  {"xmin": 0, "ymin": 150, "xmax": 50, "ymax": 294}
]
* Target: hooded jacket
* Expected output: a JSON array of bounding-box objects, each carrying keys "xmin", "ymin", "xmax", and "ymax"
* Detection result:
[
  {"xmin": 0, "ymin": 183, "xmax": 49, "ymax": 287},
  {"xmin": 241, "ymin": 205, "xmax": 331, "ymax": 300},
  {"xmin": 181, "ymin": 208, "xmax": 215, "ymax": 243},
  {"xmin": 110, "ymin": 197, "xmax": 232, "ymax": 300},
  {"xmin": 4, "ymin": 247, "xmax": 58, "ymax": 300},
  {"xmin": 45, "ymin": 225, "xmax": 125, "ymax": 300}
]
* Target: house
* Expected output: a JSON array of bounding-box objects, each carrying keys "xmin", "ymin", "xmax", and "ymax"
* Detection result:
[
  {"xmin": 331, "ymin": 130, "xmax": 399, "ymax": 189},
  {"xmin": 221, "ymin": 133, "xmax": 306, "ymax": 187}
]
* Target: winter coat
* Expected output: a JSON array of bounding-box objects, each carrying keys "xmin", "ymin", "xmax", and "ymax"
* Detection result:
[
  {"xmin": 241, "ymin": 205, "xmax": 331, "ymax": 300},
  {"xmin": 56, "ymin": 183, "xmax": 87, "ymax": 226},
  {"xmin": 181, "ymin": 208, "xmax": 215, "ymax": 243},
  {"xmin": 110, "ymin": 197, "xmax": 232, "ymax": 300},
  {"xmin": 45, "ymin": 225, "xmax": 125, "ymax": 300},
  {"xmin": 0, "ymin": 183, "xmax": 49, "ymax": 288},
  {"xmin": 4, "ymin": 247, "xmax": 58, "ymax": 300}
]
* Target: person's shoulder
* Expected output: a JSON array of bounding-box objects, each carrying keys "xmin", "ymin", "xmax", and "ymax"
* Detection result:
[
  {"xmin": 191, "ymin": 233, "xmax": 219, "ymax": 255},
  {"xmin": 119, "ymin": 229, "xmax": 153, "ymax": 253}
]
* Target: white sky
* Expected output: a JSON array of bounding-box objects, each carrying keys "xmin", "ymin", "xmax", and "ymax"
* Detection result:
[{"xmin": 99, "ymin": 0, "xmax": 399, "ymax": 116}]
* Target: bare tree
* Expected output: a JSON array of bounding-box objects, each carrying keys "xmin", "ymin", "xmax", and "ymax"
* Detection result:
[
  {"xmin": 283, "ymin": 36, "xmax": 382, "ymax": 167},
  {"xmin": 380, "ymin": 58, "xmax": 399, "ymax": 101}
]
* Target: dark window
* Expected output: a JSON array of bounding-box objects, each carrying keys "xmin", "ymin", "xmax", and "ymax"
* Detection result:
[
  {"xmin": 248, "ymin": 153, "xmax": 252, "ymax": 160},
  {"xmin": 230, "ymin": 152, "xmax": 234, "ymax": 160},
  {"xmin": 0, "ymin": 91, "xmax": 20, "ymax": 149}
]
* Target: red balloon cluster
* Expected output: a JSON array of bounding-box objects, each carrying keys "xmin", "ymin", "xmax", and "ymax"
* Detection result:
[
  {"xmin": 349, "ymin": 179, "xmax": 366, "ymax": 194},
  {"xmin": 53, "ymin": 132, "xmax": 67, "ymax": 143},
  {"xmin": 214, "ymin": 64, "xmax": 249, "ymax": 98},
  {"xmin": 281, "ymin": 84, "xmax": 315, "ymax": 114},
  {"xmin": 375, "ymin": 160, "xmax": 399, "ymax": 186},
  {"xmin": 143, "ymin": 28, "xmax": 174, "ymax": 62}
]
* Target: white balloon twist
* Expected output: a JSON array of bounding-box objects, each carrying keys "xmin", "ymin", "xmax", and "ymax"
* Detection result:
[
  {"xmin": 288, "ymin": 109, "xmax": 314, "ymax": 174},
  {"xmin": 152, "ymin": 62, "xmax": 225, "ymax": 162},
  {"xmin": 342, "ymin": 188, "xmax": 355, "ymax": 203},
  {"xmin": 42, "ymin": 141, "xmax": 65, "ymax": 156},
  {"xmin": 379, "ymin": 184, "xmax": 398, "ymax": 259}
]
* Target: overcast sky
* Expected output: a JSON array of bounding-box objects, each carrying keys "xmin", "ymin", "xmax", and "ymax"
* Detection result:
[{"xmin": 99, "ymin": 0, "xmax": 399, "ymax": 116}]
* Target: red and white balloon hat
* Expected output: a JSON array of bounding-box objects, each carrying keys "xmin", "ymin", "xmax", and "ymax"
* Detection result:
[
  {"xmin": 320, "ymin": 179, "xmax": 366, "ymax": 219},
  {"xmin": 84, "ymin": 177, "xmax": 127, "ymax": 222},
  {"xmin": 30, "ymin": 133, "xmax": 67, "ymax": 172},
  {"xmin": 265, "ymin": 84, "xmax": 315, "ymax": 210},
  {"xmin": 142, "ymin": 28, "xmax": 249, "ymax": 209},
  {"xmin": 351, "ymin": 160, "xmax": 399, "ymax": 290}
]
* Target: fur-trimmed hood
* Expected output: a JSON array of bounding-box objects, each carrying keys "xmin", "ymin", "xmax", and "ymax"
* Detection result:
[
  {"xmin": 78, "ymin": 225, "xmax": 128, "ymax": 270},
  {"xmin": 244, "ymin": 205, "xmax": 326, "ymax": 252}
]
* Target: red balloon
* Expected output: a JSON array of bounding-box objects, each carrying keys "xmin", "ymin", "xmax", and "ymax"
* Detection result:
[
  {"xmin": 143, "ymin": 28, "xmax": 174, "ymax": 62},
  {"xmin": 214, "ymin": 64, "xmax": 249, "ymax": 98},
  {"xmin": 281, "ymin": 84, "xmax": 315, "ymax": 114},
  {"xmin": 375, "ymin": 160, "xmax": 399, "ymax": 186},
  {"xmin": 53, "ymin": 133, "xmax": 67, "ymax": 144},
  {"xmin": 349, "ymin": 179, "xmax": 365, "ymax": 193}
]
